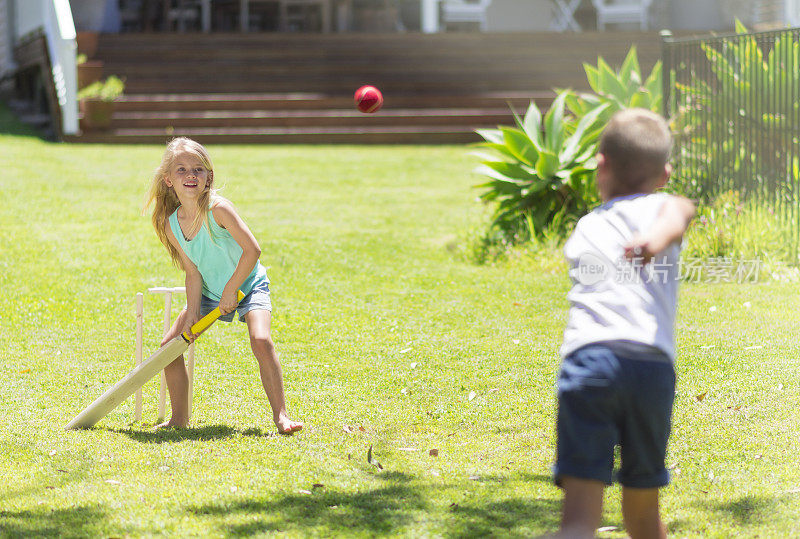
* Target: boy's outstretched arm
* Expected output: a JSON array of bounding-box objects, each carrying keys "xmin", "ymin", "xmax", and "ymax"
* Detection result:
[{"xmin": 625, "ymin": 195, "xmax": 696, "ymax": 262}]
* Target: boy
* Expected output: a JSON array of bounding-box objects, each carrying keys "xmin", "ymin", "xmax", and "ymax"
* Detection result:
[{"xmin": 554, "ymin": 108, "xmax": 695, "ymax": 538}]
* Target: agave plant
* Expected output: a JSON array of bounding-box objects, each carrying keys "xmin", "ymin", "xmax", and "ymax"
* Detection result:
[
  {"xmin": 474, "ymin": 92, "xmax": 610, "ymax": 238},
  {"xmin": 473, "ymin": 45, "xmax": 660, "ymax": 243},
  {"xmin": 563, "ymin": 47, "xmax": 662, "ymax": 124}
]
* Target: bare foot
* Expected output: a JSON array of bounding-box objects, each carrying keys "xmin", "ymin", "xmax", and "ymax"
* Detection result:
[
  {"xmin": 154, "ymin": 418, "xmax": 188, "ymax": 429},
  {"xmin": 276, "ymin": 415, "xmax": 303, "ymax": 435}
]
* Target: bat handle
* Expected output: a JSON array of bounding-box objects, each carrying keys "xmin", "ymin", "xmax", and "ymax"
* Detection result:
[{"xmin": 182, "ymin": 290, "xmax": 245, "ymax": 342}]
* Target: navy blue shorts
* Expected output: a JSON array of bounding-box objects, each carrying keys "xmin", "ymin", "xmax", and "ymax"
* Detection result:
[
  {"xmin": 554, "ymin": 344, "xmax": 676, "ymax": 489},
  {"xmin": 199, "ymin": 280, "xmax": 271, "ymax": 323}
]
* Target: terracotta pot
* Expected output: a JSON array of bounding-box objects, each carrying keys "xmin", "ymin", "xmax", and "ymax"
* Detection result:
[
  {"xmin": 78, "ymin": 60, "xmax": 104, "ymax": 89},
  {"xmin": 80, "ymin": 99, "xmax": 116, "ymax": 131}
]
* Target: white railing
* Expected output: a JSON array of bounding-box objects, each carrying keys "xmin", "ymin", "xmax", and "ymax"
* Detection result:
[{"xmin": 42, "ymin": 0, "xmax": 78, "ymax": 135}]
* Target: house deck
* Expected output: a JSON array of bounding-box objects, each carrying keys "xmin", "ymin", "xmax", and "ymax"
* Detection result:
[{"xmin": 68, "ymin": 31, "xmax": 665, "ymax": 144}]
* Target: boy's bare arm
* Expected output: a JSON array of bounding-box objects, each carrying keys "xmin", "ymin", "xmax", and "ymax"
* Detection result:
[{"xmin": 625, "ymin": 196, "xmax": 696, "ymax": 262}]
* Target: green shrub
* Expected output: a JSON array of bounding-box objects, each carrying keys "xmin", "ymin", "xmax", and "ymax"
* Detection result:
[
  {"xmin": 564, "ymin": 47, "xmax": 662, "ymax": 124},
  {"xmin": 77, "ymin": 75, "xmax": 125, "ymax": 101},
  {"xmin": 457, "ymin": 208, "xmax": 569, "ymax": 267},
  {"xmin": 473, "ymin": 46, "xmax": 662, "ymax": 249},
  {"xmin": 473, "ymin": 92, "xmax": 609, "ymax": 241},
  {"xmin": 672, "ymin": 20, "xmax": 800, "ymax": 201},
  {"xmin": 683, "ymin": 191, "xmax": 797, "ymax": 265}
]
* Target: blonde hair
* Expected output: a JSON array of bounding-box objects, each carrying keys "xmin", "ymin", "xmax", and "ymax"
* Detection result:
[{"xmin": 144, "ymin": 137, "xmax": 217, "ymax": 269}]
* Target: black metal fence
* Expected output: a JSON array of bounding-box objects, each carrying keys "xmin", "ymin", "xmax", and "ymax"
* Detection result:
[{"xmin": 662, "ymin": 27, "xmax": 800, "ymax": 250}]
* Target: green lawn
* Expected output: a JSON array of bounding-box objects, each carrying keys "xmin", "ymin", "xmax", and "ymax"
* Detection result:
[{"xmin": 1, "ymin": 118, "xmax": 799, "ymax": 537}]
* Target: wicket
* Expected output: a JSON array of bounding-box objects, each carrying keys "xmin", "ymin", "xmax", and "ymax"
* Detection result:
[{"xmin": 134, "ymin": 287, "xmax": 196, "ymax": 423}]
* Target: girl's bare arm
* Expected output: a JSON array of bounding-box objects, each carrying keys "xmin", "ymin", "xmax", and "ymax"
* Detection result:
[
  {"xmin": 166, "ymin": 223, "xmax": 203, "ymax": 339},
  {"xmin": 211, "ymin": 200, "xmax": 262, "ymax": 314}
]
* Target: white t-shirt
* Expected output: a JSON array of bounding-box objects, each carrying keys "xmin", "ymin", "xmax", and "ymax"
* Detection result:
[{"xmin": 561, "ymin": 193, "xmax": 681, "ymax": 361}]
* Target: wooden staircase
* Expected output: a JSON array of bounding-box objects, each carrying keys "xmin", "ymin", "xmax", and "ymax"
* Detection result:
[
  {"xmin": 68, "ymin": 32, "xmax": 665, "ymax": 144},
  {"xmin": 80, "ymin": 91, "xmax": 548, "ymax": 143}
]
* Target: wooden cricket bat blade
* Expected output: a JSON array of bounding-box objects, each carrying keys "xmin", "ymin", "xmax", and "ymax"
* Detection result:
[
  {"xmin": 65, "ymin": 336, "xmax": 189, "ymax": 430},
  {"xmin": 65, "ymin": 291, "xmax": 241, "ymax": 430}
]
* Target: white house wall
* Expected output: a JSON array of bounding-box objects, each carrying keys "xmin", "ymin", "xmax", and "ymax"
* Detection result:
[
  {"xmin": 486, "ymin": 0, "xmax": 553, "ymax": 32},
  {"xmin": 1, "ymin": 0, "xmax": 45, "ymax": 78},
  {"xmin": 15, "ymin": 0, "xmax": 44, "ymax": 37},
  {"xmin": 652, "ymin": 0, "xmax": 758, "ymax": 31},
  {"xmin": 668, "ymin": 0, "xmax": 725, "ymax": 30},
  {"xmin": 788, "ymin": 0, "xmax": 800, "ymax": 25},
  {"xmin": 484, "ymin": 0, "xmax": 763, "ymax": 33},
  {"xmin": 752, "ymin": 0, "xmax": 800, "ymax": 27}
]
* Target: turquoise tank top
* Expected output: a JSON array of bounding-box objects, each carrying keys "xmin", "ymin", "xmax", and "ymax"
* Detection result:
[{"xmin": 168, "ymin": 207, "xmax": 268, "ymax": 301}]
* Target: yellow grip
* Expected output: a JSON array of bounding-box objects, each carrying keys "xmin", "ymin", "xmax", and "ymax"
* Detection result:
[{"xmin": 182, "ymin": 290, "xmax": 245, "ymax": 341}]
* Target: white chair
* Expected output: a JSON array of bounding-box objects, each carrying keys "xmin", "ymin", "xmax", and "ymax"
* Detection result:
[
  {"xmin": 591, "ymin": 0, "xmax": 652, "ymax": 31},
  {"xmin": 550, "ymin": 0, "xmax": 581, "ymax": 32},
  {"xmin": 441, "ymin": 0, "xmax": 492, "ymax": 32},
  {"xmin": 166, "ymin": 0, "xmax": 202, "ymax": 32}
]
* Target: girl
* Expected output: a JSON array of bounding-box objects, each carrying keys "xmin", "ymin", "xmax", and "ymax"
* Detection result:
[{"xmin": 145, "ymin": 137, "xmax": 302, "ymax": 434}]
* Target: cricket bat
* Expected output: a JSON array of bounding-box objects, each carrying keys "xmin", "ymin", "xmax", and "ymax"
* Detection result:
[{"xmin": 65, "ymin": 291, "xmax": 244, "ymax": 430}]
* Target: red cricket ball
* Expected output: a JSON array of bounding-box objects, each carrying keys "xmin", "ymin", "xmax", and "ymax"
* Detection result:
[{"xmin": 354, "ymin": 85, "xmax": 383, "ymax": 114}]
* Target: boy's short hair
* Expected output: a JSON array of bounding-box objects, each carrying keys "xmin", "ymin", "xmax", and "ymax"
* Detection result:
[{"xmin": 598, "ymin": 108, "xmax": 672, "ymax": 192}]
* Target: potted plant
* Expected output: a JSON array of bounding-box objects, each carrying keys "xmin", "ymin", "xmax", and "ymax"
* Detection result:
[{"xmin": 78, "ymin": 75, "xmax": 124, "ymax": 131}]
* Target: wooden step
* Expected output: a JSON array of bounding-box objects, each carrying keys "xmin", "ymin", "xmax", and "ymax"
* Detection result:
[
  {"xmin": 113, "ymin": 92, "xmax": 553, "ymax": 112},
  {"xmin": 111, "ymin": 107, "xmax": 518, "ymax": 129},
  {"xmin": 70, "ymin": 31, "xmax": 667, "ymax": 144},
  {"xmin": 94, "ymin": 31, "xmax": 666, "ymax": 55},
  {"xmin": 119, "ymin": 79, "xmax": 568, "ymax": 95},
  {"xmin": 94, "ymin": 32, "xmax": 664, "ymax": 96},
  {"xmin": 66, "ymin": 125, "xmax": 485, "ymax": 144}
]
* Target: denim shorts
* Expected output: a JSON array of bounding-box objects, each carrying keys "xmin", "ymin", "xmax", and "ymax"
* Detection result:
[
  {"xmin": 554, "ymin": 343, "xmax": 676, "ymax": 489},
  {"xmin": 199, "ymin": 280, "xmax": 271, "ymax": 323}
]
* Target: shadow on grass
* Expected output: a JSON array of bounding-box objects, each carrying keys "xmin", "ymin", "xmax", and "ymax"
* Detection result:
[
  {"xmin": 110, "ymin": 424, "xmax": 276, "ymax": 443},
  {"xmin": 446, "ymin": 496, "xmax": 562, "ymax": 537},
  {"xmin": 443, "ymin": 472, "xmax": 560, "ymax": 537},
  {"xmin": 669, "ymin": 494, "xmax": 782, "ymax": 534},
  {"xmin": 185, "ymin": 471, "xmax": 560, "ymax": 537},
  {"xmin": 0, "ymin": 505, "xmax": 108, "ymax": 538},
  {"xmin": 700, "ymin": 494, "xmax": 776, "ymax": 525},
  {"xmin": 188, "ymin": 475, "xmax": 425, "ymax": 536},
  {"xmin": 0, "ymin": 460, "xmax": 94, "ymax": 506},
  {"xmin": 0, "ymin": 103, "xmax": 47, "ymax": 139}
]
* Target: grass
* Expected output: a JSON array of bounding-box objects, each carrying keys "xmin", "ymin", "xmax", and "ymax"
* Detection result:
[
  {"xmin": 1, "ymin": 111, "xmax": 799, "ymax": 537},
  {"xmin": 682, "ymin": 190, "xmax": 800, "ymax": 268}
]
